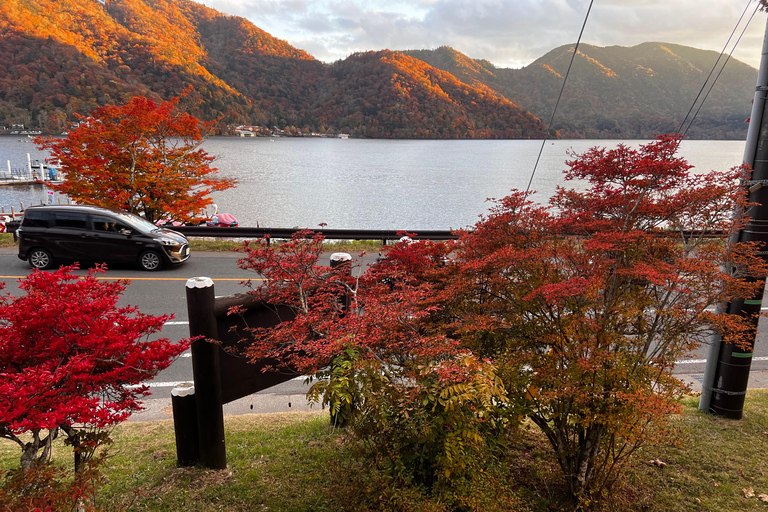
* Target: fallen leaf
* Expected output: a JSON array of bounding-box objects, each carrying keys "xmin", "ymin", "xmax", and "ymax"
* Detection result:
[
  {"xmin": 711, "ymin": 480, "xmax": 720, "ymax": 487},
  {"xmin": 758, "ymin": 494, "xmax": 768, "ymax": 503},
  {"xmin": 744, "ymin": 487, "xmax": 755, "ymax": 498},
  {"xmin": 647, "ymin": 458, "xmax": 667, "ymax": 468}
]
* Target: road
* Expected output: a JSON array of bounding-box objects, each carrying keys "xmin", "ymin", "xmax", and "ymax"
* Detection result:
[
  {"xmin": 0, "ymin": 247, "xmax": 344, "ymax": 419},
  {"xmin": 1, "ymin": 247, "xmax": 768, "ymax": 421}
]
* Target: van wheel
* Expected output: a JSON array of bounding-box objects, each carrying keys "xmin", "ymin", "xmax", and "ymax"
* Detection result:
[
  {"xmin": 139, "ymin": 250, "xmax": 163, "ymax": 271},
  {"xmin": 28, "ymin": 248, "xmax": 54, "ymax": 270}
]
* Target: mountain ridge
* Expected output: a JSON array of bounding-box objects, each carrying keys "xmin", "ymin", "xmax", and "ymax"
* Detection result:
[
  {"xmin": 405, "ymin": 42, "xmax": 755, "ymax": 139},
  {"xmin": 0, "ymin": 0, "xmax": 756, "ymax": 139}
]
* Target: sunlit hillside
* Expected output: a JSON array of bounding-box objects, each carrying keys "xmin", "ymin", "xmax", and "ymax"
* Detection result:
[
  {"xmin": 0, "ymin": 0, "xmax": 756, "ymax": 138},
  {"xmin": 407, "ymin": 43, "xmax": 756, "ymax": 139}
]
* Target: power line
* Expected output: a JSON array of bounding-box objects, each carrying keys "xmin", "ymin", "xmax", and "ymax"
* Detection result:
[
  {"xmin": 677, "ymin": 0, "xmax": 759, "ymax": 142},
  {"xmin": 525, "ymin": 0, "xmax": 594, "ymax": 195}
]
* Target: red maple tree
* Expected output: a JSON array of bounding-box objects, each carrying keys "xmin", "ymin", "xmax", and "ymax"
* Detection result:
[
  {"xmin": 0, "ymin": 266, "xmax": 190, "ymax": 471},
  {"xmin": 236, "ymin": 231, "xmax": 500, "ymax": 482},
  {"xmin": 236, "ymin": 230, "xmax": 459, "ymax": 375},
  {"xmin": 235, "ymin": 135, "xmax": 765, "ymax": 502},
  {"xmin": 446, "ymin": 136, "xmax": 765, "ymax": 499},
  {"xmin": 36, "ymin": 94, "xmax": 235, "ymax": 223}
]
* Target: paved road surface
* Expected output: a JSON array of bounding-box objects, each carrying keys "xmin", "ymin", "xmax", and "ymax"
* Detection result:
[
  {"xmin": 1, "ymin": 246, "xmax": 767, "ymax": 422},
  {"xmin": 0, "ymin": 246, "xmax": 372, "ymax": 420}
]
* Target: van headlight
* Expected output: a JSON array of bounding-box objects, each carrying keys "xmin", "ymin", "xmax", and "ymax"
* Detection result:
[{"xmin": 160, "ymin": 238, "xmax": 180, "ymax": 246}]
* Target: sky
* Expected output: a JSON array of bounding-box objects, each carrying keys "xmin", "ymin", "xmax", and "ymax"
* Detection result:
[{"xmin": 192, "ymin": 0, "xmax": 768, "ymax": 70}]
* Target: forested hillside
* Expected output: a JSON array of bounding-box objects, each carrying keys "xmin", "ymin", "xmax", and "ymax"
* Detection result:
[
  {"xmin": 406, "ymin": 44, "xmax": 756, "ymax": 139},
  {"xmin": 318, "ymin": 51, "xmax": 546, "ymax": 138},
  {"xmin": 0, "ymin": 0, "xmax": 546, "ymax": 138},
  {"xmin": 0, "ymin": 0, "xmax": 756, "ymax": 139}
]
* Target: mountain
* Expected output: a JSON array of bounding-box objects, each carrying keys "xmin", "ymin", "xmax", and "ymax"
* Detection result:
[
  {"xmin": 0, "ymin": 0, "xmax": 756, "ymax": 139},
  {"xmin": 0, "ymin": 0, "xmax": 322, "ymax": 131},
  {"xmin": 319, "ymin": 50, "xmax": 545, "ymax": 138},
  {"xmin": 405, "ymin": 44, "xmax": 756, "ymax": 139},
  {"xmin": 0, "ymin": 0, "xmax": 546, "ymax": 138}
]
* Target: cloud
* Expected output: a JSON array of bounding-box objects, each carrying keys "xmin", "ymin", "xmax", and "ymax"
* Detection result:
[{"xmin": 194, "ymin": 0, "xmax": 766, "ymax": 69}]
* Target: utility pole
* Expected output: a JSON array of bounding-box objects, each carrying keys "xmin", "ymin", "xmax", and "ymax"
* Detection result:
[{"xmin": 699, "ymin": 15, "xmax": 768, "ymax": 418}]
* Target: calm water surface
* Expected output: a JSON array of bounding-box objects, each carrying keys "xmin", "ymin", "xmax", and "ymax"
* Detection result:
[{"xmin": 0, "ymin": 137, "xmax": 747, "ymax": 230}]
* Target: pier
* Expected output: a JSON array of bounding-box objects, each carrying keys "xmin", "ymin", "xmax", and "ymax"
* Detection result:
[{"xmin": 1, "ymin": 153, "xmax": 62, "ymax": 186}]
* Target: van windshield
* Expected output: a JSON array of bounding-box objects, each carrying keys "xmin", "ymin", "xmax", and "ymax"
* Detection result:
[{"xmin": 112, "ymin": 211, "xmax": 160, "ymax": 234}]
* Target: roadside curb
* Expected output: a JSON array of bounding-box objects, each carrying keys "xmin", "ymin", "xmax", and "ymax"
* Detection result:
[
  {"xmin": 130, "ymin": 389, "xmax": 318, "ymax": 422},
  {"xmin": 680, "ymin": 370, "xmax": 768, "ymax": 395},
  {"xmin": 128, "ymin": 372, "xmax": 768, "ymax": 423}
]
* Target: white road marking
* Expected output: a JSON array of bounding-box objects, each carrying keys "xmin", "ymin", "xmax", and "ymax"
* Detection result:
[
  {"xmin": 677, "ymin": 356, "xmax": 768, "ymax": 364},
  {"xmin": 131, "ymin": 376, "xmax": 307, "ymax": 389}
]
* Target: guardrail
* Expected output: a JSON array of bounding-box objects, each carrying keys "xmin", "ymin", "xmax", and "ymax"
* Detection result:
[
  {"xmin": 171, "ymin": 226, "xmax": 727, "ymax": 242},
  {"xmin": 0, "ymin": 215, "xmax": 727, "ymax": 244},
  {"xmin": 171, "ymin": 226, "xmax": 458, "ymax": 243}
]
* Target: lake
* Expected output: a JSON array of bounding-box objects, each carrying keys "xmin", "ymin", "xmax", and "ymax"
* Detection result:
[{"xmin": 0, "ymin": 137, "xmax": 747, "ymax": 231}]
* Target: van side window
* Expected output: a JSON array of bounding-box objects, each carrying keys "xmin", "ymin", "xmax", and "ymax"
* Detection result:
[
  {"xmin": 92, "ymin": 215, "xmax": 129, "ymax": 233},
  {"xmin": 53, "ymin": 212, "xmax": 88, "ymax": 229},
  {"xmin": 21, "ymin": 210, "xmax": 51, "ymax": 228}
]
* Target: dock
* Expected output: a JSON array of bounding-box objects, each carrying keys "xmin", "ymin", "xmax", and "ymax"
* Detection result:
[
  {"xmin": 2, "ymin": 153, "xmax": 62, "ymax": 186},
  {"xmin": 0, "ymin": 178, "xmax": 39, "ymax": 186}
]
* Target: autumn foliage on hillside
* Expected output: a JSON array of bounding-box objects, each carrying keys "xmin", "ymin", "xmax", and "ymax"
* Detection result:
[
  {"xmin": 0, "ymin": 0, "xmax": 261, "ymax": 130},
  {"xmin": 319, "ymin": 51, "xmax": 547, "ymax": 139},
  {"xmin": 0, "ymin": 0, "xmax": 544, "ymax": 138},
  {"xmin": 451, "ymin": 42, "xmax": 755, "ymax": 139},
  {"xmin": 1, "ymin": 0, "xmax": 755, "ymax": 138},
  {"xmin": 236, "ymin": 136, "xmax": 764, "ymax": 504}
]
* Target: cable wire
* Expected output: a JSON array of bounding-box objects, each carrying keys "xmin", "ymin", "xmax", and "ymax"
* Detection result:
[
  {"xmin": 678, "ymin": 0, "xmax": 759, "ymax": 143},
  {"xmin": 676, "ymin": 0, "xmax": 755, "ymax": 137},
  {"xmin": 525, "ymin": 0, "xmax": 594, "ymax": 194}
]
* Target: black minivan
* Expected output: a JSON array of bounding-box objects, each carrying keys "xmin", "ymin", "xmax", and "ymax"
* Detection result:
[{"xmin": 16, "ymin": 205, "xmax": 191, "ymax": 271}]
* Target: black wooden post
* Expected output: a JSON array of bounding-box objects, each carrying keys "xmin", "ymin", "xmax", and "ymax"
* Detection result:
[
  {"xmin": 186, "ymin": 277, "xmax": 227, "ymax": 469},
  {"xmin": 171, "ymin": 383, "xmax": 199, "ymax": 466},
  {"xmin": 330, "ymin": 252, "xmax": 352, "ymax": 311},
  {"xmin": 330, "ymin": 252, "xmax": 352, "ymax": 270},
  {"xmin": 329, "ymin": 253, "xmax": 352, "ymax": 427}
]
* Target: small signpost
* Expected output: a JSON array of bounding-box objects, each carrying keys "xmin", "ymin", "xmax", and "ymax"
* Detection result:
[{"xmin": 174, "ymin": 277, "xmax": 299, "ymax": 469}]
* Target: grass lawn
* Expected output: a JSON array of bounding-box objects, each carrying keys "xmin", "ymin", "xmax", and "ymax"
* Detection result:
[
  {"xmin": 0, "ymin": 233, "xmax": 386, "ymax": 254},
  {"xmin": 1, "ymin": 392, "xmax": 768, "ymax": 511},
  {"xmin": 189, "ymin": 237, "xmax": 387, "ymax": 254},
  {"xmin": 0, "ymin": 233, "xmax": 15, "ymax": 248}
]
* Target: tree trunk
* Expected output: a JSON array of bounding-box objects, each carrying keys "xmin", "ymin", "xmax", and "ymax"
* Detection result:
[
  {"xmin": 61, "ymin": 425, "xmax": 84, "ymax": 473},
  {"xmin": 571, "ymin": 424, "xmax": 603, "ymax": 498},
  {"xmin": 19, "ymin": 428, "xmax": 57, "ymax": 471}
]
